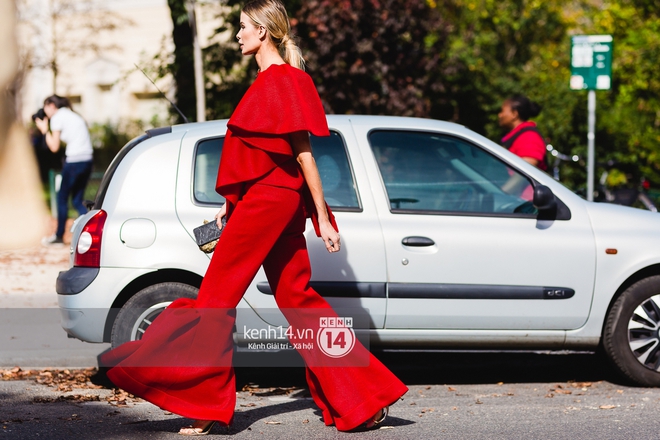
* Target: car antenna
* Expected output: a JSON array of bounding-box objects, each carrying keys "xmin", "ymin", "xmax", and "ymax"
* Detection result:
[{"xmin": 134, "ymin": 63, "xmax": 189, "ymax": 124}]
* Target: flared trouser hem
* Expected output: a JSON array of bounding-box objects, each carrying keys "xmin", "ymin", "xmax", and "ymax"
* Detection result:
[
  {"xmin": 107, "ymin": 366, "xmax": 235, "ymax": 425},
  {"xmin": 102, "ymin": 182, "xmax": 407, "ymax": 430}
]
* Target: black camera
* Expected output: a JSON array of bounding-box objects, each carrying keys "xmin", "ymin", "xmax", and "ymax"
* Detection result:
[{"xmin": 31, "ymin": 108, "xmax": 46, "ymax": 121}]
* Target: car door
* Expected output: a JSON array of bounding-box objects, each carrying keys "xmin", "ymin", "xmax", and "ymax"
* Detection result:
[
  {"xmin": 355, "ymin": 127, "xmax": 596, "ymax": 331},
  {"xmin": 174, "ymin": 121, "xmax": 388, "ymax": 329}
]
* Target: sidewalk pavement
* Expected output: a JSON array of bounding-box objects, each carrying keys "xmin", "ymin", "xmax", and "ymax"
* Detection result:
[{"xmin": 0, "ymin": 243, "xmax": 110, "ymax": 369}]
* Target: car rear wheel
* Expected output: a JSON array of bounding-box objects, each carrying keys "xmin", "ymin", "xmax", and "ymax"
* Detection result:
[
  {"xmin": 603, "ymin": 275, "xmax": 660, "ymax": 386},
  {"xmin": 110, "ymin": 282, "xmax": 198, "ymax": 348}
]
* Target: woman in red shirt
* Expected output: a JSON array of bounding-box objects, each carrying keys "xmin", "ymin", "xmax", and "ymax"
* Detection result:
[
  {"xmin": 100, "ymin": 0, "xmax": 407, "ymax": 435},
  {"xmin": 498, "ymin": 95, "xmax": 547, "ymax": 199},
  {"xmin": 498, "ymin": 94, "xmax": 547, "ymax": 170}
]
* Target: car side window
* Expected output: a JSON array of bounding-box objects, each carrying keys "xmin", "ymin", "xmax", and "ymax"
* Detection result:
[
  {"xmin": 369, "ymin": 130, "xmax": 537, "ymax": 215},
  {"xmin": 193, "ymin": 132, "xmax": 360, "ymax": 210},
  {"xmin": 309, "ymin": 131, "xmax": 360, "ymax": 210},
  {"xmin": 193, "ymin": 137, "xmax": 226, "ymax": 205}
]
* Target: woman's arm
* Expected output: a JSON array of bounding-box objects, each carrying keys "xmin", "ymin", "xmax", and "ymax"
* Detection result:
[
  {"xmin": 34, "ymin": 117, "xmax": 61, "ymax": 153},
  {"xmin": 521, "ymin": 156, "xmax": 539, "ymax": 167},
  {"xmin": 290, "ymin": 131, "xmax": 340, "ymax": 253},
  {"xmin": 500, "ymin": 172, "xmax": 528, "ymax": 195}
]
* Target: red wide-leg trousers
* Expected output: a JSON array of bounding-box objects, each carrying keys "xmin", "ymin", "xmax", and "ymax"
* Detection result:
[{"xmin": 103, "ymin": 182, "xmax": 408, "ymax": 431}]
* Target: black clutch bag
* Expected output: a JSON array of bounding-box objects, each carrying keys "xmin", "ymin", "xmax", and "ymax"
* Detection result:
[{"xmin": 193, "ymin": 217, "xmax": 227, "ymax": 253}]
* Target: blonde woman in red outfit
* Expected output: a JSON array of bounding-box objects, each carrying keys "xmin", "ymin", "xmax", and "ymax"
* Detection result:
[{"xmin": 100, "ymin": 0, "xmax": 408, "ymax": 435}]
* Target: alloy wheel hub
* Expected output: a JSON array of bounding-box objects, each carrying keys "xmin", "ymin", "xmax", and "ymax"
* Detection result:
[{"xmin": 628, "ymin": 295, "xmax": 660, "ymax": 371}]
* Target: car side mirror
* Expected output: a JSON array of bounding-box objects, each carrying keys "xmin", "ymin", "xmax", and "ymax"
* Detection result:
[{"xmin": 533, "ymin": 185, "xmax": 557, "ymax": 211}]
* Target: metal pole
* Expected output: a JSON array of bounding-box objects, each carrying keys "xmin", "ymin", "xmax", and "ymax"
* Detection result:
[
  {"xmin": 587, "ymin": 90, "xmax": 596, "ymax": 201},
  {"xmin": 187, "ymin": 0, "xmax": 206, "ymax": 122}
]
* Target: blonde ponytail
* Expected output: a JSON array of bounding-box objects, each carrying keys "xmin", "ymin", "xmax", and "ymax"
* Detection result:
[
  {"xmin": 280, "ymin": 34, "xmax": 305, "ymax": 70},
  {"xmin": 243, "ymin": 0, "xmax": 305, "ymax": 70}
]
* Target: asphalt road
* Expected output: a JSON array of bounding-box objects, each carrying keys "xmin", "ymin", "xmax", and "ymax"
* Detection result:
[
  {"xmin": 0, "ymin": 307, "xmax": 110, "ymax": 369},
  {"xmin": 2, "ymin": 302, "xmax": 660, "ymax": 438},
  {"xmin": 3, "ymin": 350, "xmax": 660, "ymax": 439},
  {"xmin": 2, "ymin": 246, "xmax": 660, "ymax": 439}
]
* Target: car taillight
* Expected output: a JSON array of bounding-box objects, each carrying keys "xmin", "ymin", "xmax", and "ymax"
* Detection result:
[{"xmin": 74, "ymin": 210, "xmax": 107, "ymax": 268}]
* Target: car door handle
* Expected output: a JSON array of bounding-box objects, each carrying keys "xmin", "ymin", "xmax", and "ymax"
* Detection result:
[{"xmin": 402, "ymin": 236, "xmax": 435, "ymax": 247}]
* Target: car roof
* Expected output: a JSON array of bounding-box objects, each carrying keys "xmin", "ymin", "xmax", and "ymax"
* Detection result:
[{"xmin": 170, "ymin": 115, "xmax": 468, "ymax": 136}]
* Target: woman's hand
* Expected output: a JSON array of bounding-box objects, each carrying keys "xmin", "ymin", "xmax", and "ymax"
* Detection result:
[
  {"xmin": 214, "ymin": 204, "xmax": 227, "ymax": 228},
  {"xmin": 35, "ymin": 117, "xmax": 49, "ymax": 135},
  {"xmin": 319, "ymin": 221, "xmax": 340, "ymax": 253}
]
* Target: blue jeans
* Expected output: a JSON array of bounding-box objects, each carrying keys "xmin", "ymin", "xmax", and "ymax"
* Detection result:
[{"xmin": 56, "ymin": 160, "xmax": 93, "ymax": 238}]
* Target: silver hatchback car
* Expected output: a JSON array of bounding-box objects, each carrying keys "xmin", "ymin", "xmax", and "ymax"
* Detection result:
[{"xmin": 57, "ymin": 115, "xmax": 660, "ymax": 386}]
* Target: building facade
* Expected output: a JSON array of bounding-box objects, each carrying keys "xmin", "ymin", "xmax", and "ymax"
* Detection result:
[{"xmin": 17, "ymin": 0, "xmax": 223, "ymax": 127}]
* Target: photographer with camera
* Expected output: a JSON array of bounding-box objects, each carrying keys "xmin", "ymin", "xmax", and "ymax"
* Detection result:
[
  {"xmin": 34, "ymin": 95, "xmax": 93, "ymax": 245},
  {"xmin": 30, "ymin": 108, "xmax": 62, "ymax": 183}
]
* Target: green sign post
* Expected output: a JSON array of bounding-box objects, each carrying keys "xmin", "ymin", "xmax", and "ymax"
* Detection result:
[{"xmin": 570, "ymin": 35, "xmax": 613, "ymax": 201}]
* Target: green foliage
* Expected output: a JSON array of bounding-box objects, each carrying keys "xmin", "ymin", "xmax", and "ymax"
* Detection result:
[
  {"xmin": 295, "ymin": 0, "xmax": 447, "ymax": 116},
  {"xmin": 203, "ymin": 0, "xmax": 255, "ymax": 119},
  {"xmin": 434, "ymin": 1, "xmax": 569, "ymax": 134},
  {"xmin": 203, "ymin": 0, "xmax": 303, "ymax": 119},
  {"xmin": 585, "ymin": 1, "xmax": 660, "ymax": 187},
  {"xmin": 88, "ymin": 120, "xmax": 147, "ymax": 171}
]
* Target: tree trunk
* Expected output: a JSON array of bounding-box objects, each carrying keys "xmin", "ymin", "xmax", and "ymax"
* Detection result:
[{"xmin": 167, "ymin": 0, "xmax": 195, "ymax": 123}]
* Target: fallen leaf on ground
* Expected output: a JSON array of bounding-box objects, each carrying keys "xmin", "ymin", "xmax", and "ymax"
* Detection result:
[
  {"xmin": 554, "ymin": 389, "xmax": 572, "ymax": 395},
  {"xmin": 248, "ymin": 386, "xmax": 299, "ymax": 396},
  {"xmin": 447, "ymin": 387, "xmax": 457, "ymax": 392},
  {"xmin": 2, "ymin": 367, "xmax": 105, "ymax": 393},
  {"xmin": 33, "ymin": 395, "xmax": 100, "ymax": 403},
  {"xmin": 106, "ymin": 388, "xmax": 141, "ymax": 405}
]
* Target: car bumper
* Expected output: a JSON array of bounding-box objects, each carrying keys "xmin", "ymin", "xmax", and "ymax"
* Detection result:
[
  {"xmin": 57, "ymin": 266, "xmax": 153, "ymax": 342},
  {"xmin": 56, "ymin": 267, "xmax": 99, "ymax": 295}
]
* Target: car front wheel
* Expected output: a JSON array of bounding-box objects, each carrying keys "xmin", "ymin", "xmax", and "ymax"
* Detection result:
[
  {"xmin": 110, "ymin": 282, "xmax": 198, "ymax": 349},
  {"xmin": 603, "ymin": 275, "xmax": 660, "ymax": 386}
]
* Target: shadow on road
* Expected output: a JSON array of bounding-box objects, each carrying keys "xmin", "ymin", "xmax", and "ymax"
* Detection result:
[{"xmin": 233, "ymin": 350, "xmax": 625, "ymax": 389}]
